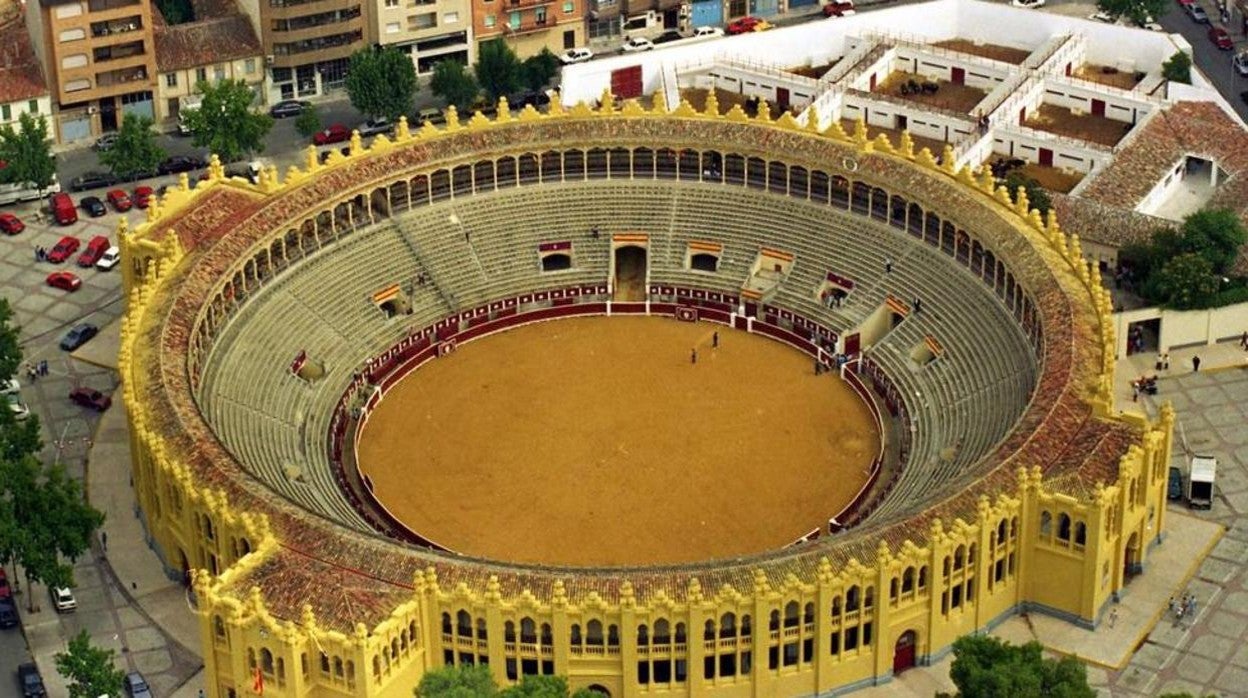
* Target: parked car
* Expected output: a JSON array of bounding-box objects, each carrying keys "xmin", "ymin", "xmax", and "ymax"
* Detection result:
[
  {"xmin": 0, "ymin": 212, "xmax": 24, "ymax": 235},
  {"xmin": 313, "ymin": 124, "xmax": 352, "ymax": 145},
  {"xmin": 46, "ymin": 235, "xmax": 80, "ymax": 263},
  {"xmin": 1186, "ymin": 2, "xmax": 1210, "ymax": 22},
  {"xmin": 693, "ymin": 26, "xmax": 725, "ymax": 37},
  {"xmin": 1012, "ymin": 0, "xmax": 1045, "ymax": 7},
  {"xmin": 80, "ymin": 195, "xmax": 107, "ymax": 217},
  {"xmin": 92, "ymin": 133, "xmax": 118, "ymax": 151},
  {"xmin": 727, "ymin": 16, "xmax": 771, "ymax": 33},
  {"xmin": 50, "ymin": 586, "xmax": 76, "ymax": 612},
  {"xmin": 124, "ymin": 672, "xmax": 153, "ymax": 698},
  {"xmin": 621, "ymin": 36, "xmax": 655, "ymax": 53},
  {"xmin": 1210, "ymin": 26, "xmax": 1234, "ymax": 50},
  {"xmin": 0, "ymin": 598, "xmax": 16, "ymax": 629},
  {"xmin": 69, "ymin": 171, "xmax": 118, "ymax": 192},
  {"xmin": 5, "ymin": 393, "xmax": 28, "ymax": 421},
  {"xmin": 823, "ymin": 0, "xmax": 856, "ymax": 16},
  {"xmin": 60, "ymin": 323, "xmax": 98, "ymax": 351},
  {"xmin": 70, "ymin": 386, "xmax": 112, "ymax": 411},
  {"xmin": 96, "ymin": 246, "xmax": 122, "ymax": 271},
  {"xmin": 416, "ymin": 107, "xmax": 444, "ymax": 125},
  {"xmin": 157, "ymin": 155, "xmax": 207, "ymax": 175},
  {"xmin": 0, "ymin": 568, "xmax": 9, "ymax": 598},
  {"xmin": 78, "ymin": 235, "xmax": 110, "ymax": 267},
  {"xmin": 106, "ymin": 189, "xmax": 132, "ymax": 211},
  {"xmin": 17, "ymin": 662, "xmax": 45, "ymax": 698},
  {"xmin": 268, "ymin": 99, "xmax": 310, "ymax": 118},
  {"xmin": 654, "ymin": 30, "xmax": 684, "ymax": 44},
  {"xmin": 559, "ymin": 47, "xmax": 594, "ymax": 64},
  {"xmin": 46, "ymin": 271, "xmax": 82, "ymax": 292},
  {"xmin": 508, "ymin": 89, "xmax": 552, "ymax": 109},
  {"xmin": 133, "ymin": 185, "xmax": 154, "ymax": 209},
  {"xmin": 49, "ymin": 192, "xmax": 77, "ymax": 225},
  {"xmin": 357, "ymin": 117, "xmax": 394, "ymax": 137}
]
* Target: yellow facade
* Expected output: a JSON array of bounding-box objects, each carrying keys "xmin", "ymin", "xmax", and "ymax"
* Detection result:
[{"xmin": 116, "ymin": 99, "xmax": 1173, "ymax": 698}]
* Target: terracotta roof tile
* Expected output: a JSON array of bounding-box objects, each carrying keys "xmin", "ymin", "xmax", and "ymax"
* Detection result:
[
  {"xmin": 0, "ymin": 1, "xmax": 48, "ymax": 105},
  {"xmin": 153, "ymin": 7, "xmax": 262, "ymax": 73}
]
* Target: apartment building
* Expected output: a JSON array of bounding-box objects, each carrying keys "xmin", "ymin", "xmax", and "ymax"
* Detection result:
[
  {"xmin": 472, "ymin": 0, "xmax": 585, "ymax": 58},
  {"xmin": 153, "ymin": 0, "xmax": 264, "ymax": 127},
  {"xmin": 25, "ymin": 0, "xmax": 158, "ymax": 143},
  {"xmin": 371, "ymin": 0, "xmax": 474, "ymax": 76},
  {"xmin": 233, "ymin": 0, "xmax": 366, "ymax": 101},
  {"xmin": 0, "ymin": 1, "xmax": 53, "ymax": 134}
]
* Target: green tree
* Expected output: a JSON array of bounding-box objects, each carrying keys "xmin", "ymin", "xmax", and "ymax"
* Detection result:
[
  {"xmin": 1148, "ymin": 253, "xmax": 1221, "ymax": 309},
  {"xmin": 1162, "ymin": 51, "xmax": 1192, "ymax": 84},
  {"xmin": 55, "ymin": 630, "xmax": 126, "ymax": 698},
  {"xmin": 475, "ymin": 40, "xmax": 523, "ymax": 104},
  {"xmin": 346, "ymin": 47, "xmax": 419, "ymax": 121},
  {"xmin": 521, "ymin": 48, "xmax": 560, "ymax": 92},
  {"xmin": 1003, "ymin": 172, "xmax": 1052, "ymax": 218},
  {"xmin": 948, "ymin": 635, "xmax": 1094, "ymax": 698},
  {"xmin": 1096, "ymin": 0, "xmax": 1167, "ymax": 25},
  {"xmin": 0, "ymin": 113, "xmax": 57, "ymax": 195},
  {"xmin": 431, "ymin": 59, "xmax": 480, "ymax": 112},
  {"xmin": 294, "ymin": 103, "xmax": 323, "ymax": 139},
  {"xmin": 416, "ymin": 664, "xmax": 498, "ymax": 697},
  {"xmin": 98, "ymin": 113, "xmax": 165, "ymax": 180},
  {"xmin": 180, "ymin": 79, "xmax": 273, "ymax": 163},
  {"xmin": 500, "ymin": 676, "xmax": 572, "ymax": 697},
  {"xmin": 1178, "ymin": 208, "xmax": 1246, "ymax": 274},
  {"xmin": 155, "ymin": 0, "xmax": 194, "ymax": 23}
]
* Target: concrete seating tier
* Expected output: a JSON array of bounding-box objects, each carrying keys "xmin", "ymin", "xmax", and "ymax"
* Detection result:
[{"xmin": 198, "ymin": 180, "xmax": 1037, "ymax": 533}]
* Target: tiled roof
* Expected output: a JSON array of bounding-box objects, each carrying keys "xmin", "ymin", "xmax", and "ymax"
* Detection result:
[
  {"xmin": 1050, "ymin": 194, "xmax": 1170, "ymax": 248},
  {"xmin": 153, "ymin": 7, "xmax": 262, "ymax": 73},
  {"xmin": 134, "ymin": 117, "xmax": 1132, "ymax": 632},
  {"xmin": 0, "ymin": 1, "xmax": 48, "ymax": 104}
]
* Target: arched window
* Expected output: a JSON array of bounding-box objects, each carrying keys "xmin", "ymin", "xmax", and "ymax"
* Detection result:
[
  {"xmin": 784, "ymin": 601, "xmax": 799, "ymax": 627},
  {"xmin": 390, "ymin": 639, "xmax": 399, "ymax": 659},
  {"xmin": 570, "ymin": 624, "xmax": 582, "ymax": 644},
  {"xmin": 943, "ymin": 556, "xmax": 951, "ymax": 578},
  {"xmin": 346, "ymin": 661, "xmax": 355, "ymax": 682},
  {"xmin": 261, "ymin": 648, "xmax": 274, "ymax": 674},
  {"xmin": 476, "ymin": 618, "xmax": 488, "ymax": 640},
  {"xmin": 276, "ymin": 658, "xmax": 285, "ymax": 681},
  {"xmin": 968, "ymin": 544, "xmax": 976, "ymax": 566},
  {"xmin": 586, "ymin": 620, "xmax": 603, "ymax": 646},
  {"xmin": 846, "ymin": 586, "xmax": 860, "ymax": 612},
  {"xmin": 608, "ymin": 624, "xmax": 619, "ymax": 647},
  {"xmin": 704, "ymin": 620, "xmax": 716, "ymax": 641},
  {"xmin": 997, "ymin": 520, "xmax": 1008, "ymax": 546},
  {"xmin": 372, "ymin": 656, "xmax": 381, "ymax": 679},
  {"xmin": 637, "ymin": 624, "xmax": 649, "ymax": 645},
  {"xmin": 334, "ymin": 657, "xmax": 344, "ymax": 678},
  {"xmin": 865, "ymin": 587, "xmax": 874, "ymax": 609},
  {"xmin": 247, "ymin": 648, "xmax": 257, "ymax": 669},
  {"xmin": 540, "ymin": 623, "xmax": 552, "ymax": 645},
  {"xmin": 1074, "ymin": 522, "xmax": 1087, "ymax": 546},
  {"xmin": 1040, "ymin": 511, "xmax": 1053, "ymax": 536},
  {"xmin": 919, "ymin": 566, "xmax": 928, "ymax": 589},
  {"xmin": 456, "ymin": 610, "xmax": 472, "ymax": 635},
  {"xmin": 441, "ymin": 612, "xmax": 452, "ymax": 634},
  {"xmin": 505, "ymin": 621, "xmax": 516, "ymax": 643},
  {"xmin": 520, "ymin": 617, "xmax": 536, "ymax": 643},
  {"xmin": 654, "ymin": 619, "xmax": 670, "ymax": 643},
  {"xmin": 741, "ymin": 615, "xmax": 752, "ymax": 637},
  {"xmin": 675, "ymin": 622, "xmax": 687, "ymax": 643},
  {"xmin": 1058, "ymin": 513, "xmax": 1072, "ymax": 541},
  {"xmin": 832, "ymin": 596, "xmax": 842, "ymax": 616},
  {"xmin": 720, "ymin": 612, "xmax": 736, "ymax": 638},
  {"xmin": 954, "ymin": 545, "xmax": 966, "ymax": 570},
  {"xmin": 902, "ymin": 567, "xmax": 915, "ymax": 593},
  {"xmin": 890, "ymin": 578, "xmax": 899, "ymax": 602},
  {"xmin": 804, "ymin": 602, "xmax": 815, "ymax": 624},
  {"xmin": 769, "ymin": 610, "xmax": 780, "ymax": 631}
]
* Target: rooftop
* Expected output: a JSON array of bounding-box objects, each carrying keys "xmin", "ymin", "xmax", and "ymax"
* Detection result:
[
  {"xmin": 153, "ymin": 0, "xmax": 262, "ymax": 72},
  {"xmin": 0, "ymin": 0, "xmax": 48, "ymax": 105}
]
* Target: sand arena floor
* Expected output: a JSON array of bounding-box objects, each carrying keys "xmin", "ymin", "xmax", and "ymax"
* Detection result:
[{"xmin": 356, "ymin": 316, "xmax": 878, "ymax": 567}]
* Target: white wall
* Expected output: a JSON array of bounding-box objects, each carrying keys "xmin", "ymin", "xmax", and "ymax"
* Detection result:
[
  {"xmin": 992, "ymin": 125, "xmax": 1112, "ymax": 173},
  {"xmin": 1114, "ymin": 302, "xmax": 1248, "ymax": 355}
]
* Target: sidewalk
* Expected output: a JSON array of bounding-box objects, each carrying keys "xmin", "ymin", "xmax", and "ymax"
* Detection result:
[{"xmin": 1114, "ymin": 339, "xmax": 1248, "ymax": 416}]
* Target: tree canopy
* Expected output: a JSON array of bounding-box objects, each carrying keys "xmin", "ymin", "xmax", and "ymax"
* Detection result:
[
  {"xmin": 431, "ymin": 59, "xmax": 480, "ymax": 112},
  {"xmin": 1162, "ymin": 51, "xmax": 1192, "ymax": 84},
  {"xmin": 521, "ymin": 49, "xmax": 560, "ymax": 92},
  {"xmin": 947, "ymin": 635, "xmax": 1094, "ymax": 698},
  {"xmin": 1003, "ymin": 171, "xmax": 1052, "ymax": 218},
  {"xmin": 416, "ymin": 666, "xmax": 606, "ymax": 698},
  {"xmin": 0, "ymin": 113, "xmax": 57, "ymax": 193},
  {"xmin": 294, "ymin": 103, "xmax": 323, "ymax": 139},
  {"xmin": 98, "ymin": 113, "xmax": 165, "ymax": 180},
  {"xmin": 475, "ymin": 40, "xmax": 523, "ymax": 104},
  {"xmin": 346, "ymin": 47, "xmax": 419, "ymax": 120},
  {"xmin": 1096, "ymin": 0, "xmax": 1167, "ymax": 24},
  {"xmin": 1120, "ymin": 208, "xmax": 1248, "ymax": 309},
  {"xmin": 55, "ymin": 630, "xmax": 126, "ymax": 698},
  {"xmin": 180, "ymin": 79, "xmax": 273, "ymax": 163}
]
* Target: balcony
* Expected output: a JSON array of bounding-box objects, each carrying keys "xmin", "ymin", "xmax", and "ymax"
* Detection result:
[
  {"xmin": 95, "ymin": 66, "xmax": 148, "ymax": 88},
  {"xmin": 90, "ymin": 17, "xmax": 143, "ymax": 39},
  {"xmin": 271, "ymin": 5, "xmax": 361, "ymax": 31},
  {"xmin": 506, "ymin": 0, "xmax": 555, "ymax": 8},
  {"xmin": 273, "ymin": 30, "xmax": 362, "ymax": 56},
  {"xmin": 92, "ymin": 40, "xmax": 145, "ymax": 63},
  {"xmin": 87, "ymin": 0, "xmax": 141, "ymax": 11}
]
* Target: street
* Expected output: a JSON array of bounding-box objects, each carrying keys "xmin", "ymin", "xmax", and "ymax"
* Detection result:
[{"xmin": 1155, "ymin": 0, "xmax": 1248, "ymax": 121}]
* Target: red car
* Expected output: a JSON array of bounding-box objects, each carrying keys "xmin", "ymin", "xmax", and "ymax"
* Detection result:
[
  {"xmin": 78, "ymin": 235, "xmax": 110, "ymax": 267},
  {"xmin": 50, "ymin": 192, "xmax": 77, "ymax": 225},
  {"xmin": 822, "ymin": 1, "xmax": 855, "ymax": 16},
  {"xmin": 46, "ymin": 235, "xmax": 80, "ymax": 263},
  {"xmin": 106, "ymin": 189, "xmax": 132, "ymax": 211},
  {"xmin": 1209, "ymin": 26, "xmax": 1234, "ymax": 49},
  {"xmin": 69, "ymin": 386, "xmax": 111, "ymax": 411},
  {"xmin": 133, "ymin": 185, "xmax": 154, "ymax": 209},
  {"xmin": 313, "ymin": 124, "xmax": 351, "ymax": 145},
  {"xmin": 47, "ymin": 270, "xmax": 82, "ymax": 291},
  {"xmin": 0, "ymin": 212, "xmax": 24, "ymax": 235},
  {"xmin": 727, "ymin": 16, "xmax": 764, "ymax": 34}
]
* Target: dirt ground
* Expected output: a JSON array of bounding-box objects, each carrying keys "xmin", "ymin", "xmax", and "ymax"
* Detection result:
[{"xmin": 357, "ymin": 316, "xmax": 878, "ymax": 567}]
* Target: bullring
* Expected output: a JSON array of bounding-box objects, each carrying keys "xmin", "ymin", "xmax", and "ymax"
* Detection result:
[{"xmin": 118, "ymin": 95, "xmax": 1173, "ymax": 697}]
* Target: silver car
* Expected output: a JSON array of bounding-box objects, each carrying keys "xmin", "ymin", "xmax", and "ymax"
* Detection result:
[{"xmin": 124, "ymin": 672, "xmax": 153, "ymax": 698}]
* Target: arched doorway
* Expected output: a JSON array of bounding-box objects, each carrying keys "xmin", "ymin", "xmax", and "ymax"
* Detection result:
[
  {"xmin": 177, "ymin": 549, "xmax": 191, "ymax": 586},
  {"xmin": 613, "ymin": 246, "xmax": 647, "ymax": 302},
  {"xmin": 1124, "ymin": 532, "xmax": 1141, "ymax": 581},
  {"xmin": 586, "ymin": 685, "xmax": 611, "ymax": 698},
  {"xmin": 893, "ymin": 630, "xmax": 917, "ymax": 674}
]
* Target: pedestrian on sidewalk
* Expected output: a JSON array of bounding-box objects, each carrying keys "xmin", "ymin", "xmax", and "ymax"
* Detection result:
[
  {"xmin": 100, "ymin": 531, "xmax": 107, "ymax": 551},
  {"xmin": 1193, "ymin": 355, "xmax": 1202, "ymax": 372},
  {"xmin": 712, "ymin": 331, "xmax": 719, "ymax": 349},
  {"xmin": 1241, "ymin": 331, "xmax": 1247, "ymax": 350},
  {"xmin": 884, "ymin": 258, "xmax": 893, "ymax": 274},
  {"xmin": 39, "ymin": 359, "xmax": 47, "ymax": 376},
  {"xmin": 1109, "ymin": 607, "xmax": 1118, "ymax": 628}
]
